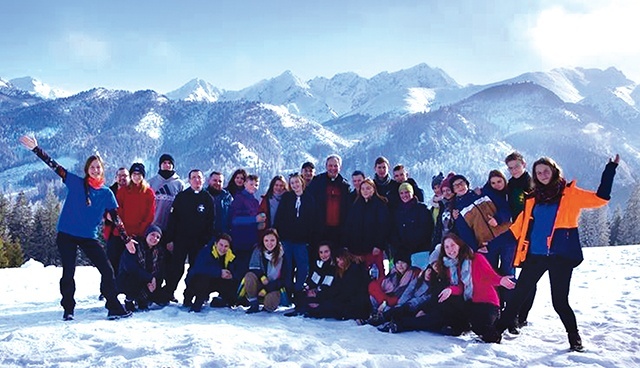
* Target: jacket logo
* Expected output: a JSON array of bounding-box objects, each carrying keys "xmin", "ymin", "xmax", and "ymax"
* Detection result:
[{"xmin": 197, "ymin": 204, "xmax": 205, "ymax": 213}]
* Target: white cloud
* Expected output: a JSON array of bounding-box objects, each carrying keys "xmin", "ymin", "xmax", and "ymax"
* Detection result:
[
  {"xmin": 61, "ymin": 33, "xmax": 111, "ymax": 68},
  {"xmin": 529, "ymin": 1, "xmax": 640, "ymax": 79}
]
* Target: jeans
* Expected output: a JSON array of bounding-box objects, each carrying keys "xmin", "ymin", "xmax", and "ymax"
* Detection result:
[{"xmin": 282, "ymin": 241, "xmax": 310, "ymax": 293}]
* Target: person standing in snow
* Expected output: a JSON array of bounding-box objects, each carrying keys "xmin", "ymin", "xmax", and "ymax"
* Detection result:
[
  {"xmin": 504, "ymin": 151, "xmax": 536, "ymax": 329},
  {"xmin": 225, "ymin": 168, "xmax": 247, "ymax": 198},
  {"xmin": 342, "ymin": 178, "xmax": 390, "ymax": 279},
  {"xmin": 498, "ymin": 155, "xmax": 620, "ymax": 352},
  {"xmin": 306, "ymin": 154, "xmax": 351, "ymax": 246},
  {"xmin": 229, "ymin": 174, "xmax": 266, "ymax": 278},
  {"xmin": 274, "ymin": 173, "xmax": 318, "ymax": 314},
  {"xmin": 148, "ymin": 153, "xmax": 186, "ymax": 302},
  {"xmin": 19, "ymin": 135, "xmax": 133, "ymax": 321},
  {"xmin": 161, "ymin": 169, "xmax": 215, "ymax": 306},
  {"xmin": 205, "ymin": 171, "xmax": 233, "ymax": 237},
  {"xmin": 108, "ymin": 162, "xmax": 155, "ymax": 278}
]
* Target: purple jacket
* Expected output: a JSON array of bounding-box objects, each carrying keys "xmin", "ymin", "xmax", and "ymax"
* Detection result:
[{"xmin": 230, "ymin": 189, "xmax": 260, "ymax": 252}]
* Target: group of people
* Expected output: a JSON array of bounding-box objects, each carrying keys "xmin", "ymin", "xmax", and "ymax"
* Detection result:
[{"xmin": 19, "ymin": 134, "xmax": 619, "ymax": 352}]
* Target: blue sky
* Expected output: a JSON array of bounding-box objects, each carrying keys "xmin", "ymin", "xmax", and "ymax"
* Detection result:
[{"xmin": 1, "ymin": 0, "xmax": 638, "ymax": 94}]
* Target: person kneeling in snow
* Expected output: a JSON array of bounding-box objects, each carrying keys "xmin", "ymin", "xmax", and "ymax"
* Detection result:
[
  {"xmin": 437, "ymin": 233, "xmax": 515, "ymax": 343},
  {"xmin": 241, "ymin": 228, "xmax": 287, "ymax": 314},
  {"xmin": 360, "ymin": 252, "xmax": 420, "ymax": 326},
  {"xmin": 117, "ymin": 224, "xmax": 165, "ymax": 312},
  {"xmin": 184, "ymin": 233, "xmax": 239, "ymax": 312}
]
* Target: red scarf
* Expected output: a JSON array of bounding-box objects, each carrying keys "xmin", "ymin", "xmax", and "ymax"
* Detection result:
[{"xmin": 87, "ymin": 177, "xmax": 105, "ymax": 189}]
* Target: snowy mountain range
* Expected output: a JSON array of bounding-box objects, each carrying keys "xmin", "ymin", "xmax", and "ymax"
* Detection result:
[{"xmin": 1, "ymin": 63, "xmax": 638, "ymax": 208}]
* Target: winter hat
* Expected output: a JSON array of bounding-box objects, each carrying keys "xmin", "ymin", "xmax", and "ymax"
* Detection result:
[
  {"xmin": 129, "ymin": 162, "xmax": 146, "ymax": 178},
  {"xmin": 398, "ymin": 182, "xmax": 414, "ymax": 196},
  {"xmin": 431, "ymin": 172, "xmax": 444, "ymax": 189},
  {"xmin": 440, "ymin": 172, "xmax": 457, "ymax": 190},
  {"xmin": 395, "ymin": 252, "xmax": 412, "ymax": 267},
  {"xmin": 450, "ymin": 174, "xmax": 470, "ymax": 188},
  {"xmin": 158, "ymin": 153, "xmax": 175, "ymax": 169},
  {"xmin": 145, "ymin": 224, "xmax": 163, "ymax": 238},
  {"xmin": 429, "ymin": 244, "xmax": 442, "ymax": 265}
]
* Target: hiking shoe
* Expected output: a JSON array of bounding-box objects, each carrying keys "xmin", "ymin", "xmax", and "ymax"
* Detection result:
[
  {"xmin": 62, "ymin": 313, "xmax": 74, "ymax": 321},
  {"xmin": 389, "ymin": 321, "xmax": 398, "ymax": 334},
  {"xmin": 568, "ymin": 332, "xmax": 585, "ymax": 352},
  {"xmin": 107, "ymin": 309, "xmax": 133, "ymax": 320},
  {"xmin": 209, "ymin": 297, "xmax": 229, "ymax": 308},
  {"xmin": 124, "ymin": 300, "xmax": 136, "ymax": 312},
  {"xmin": 508, "ymin": 325, "xmax": 520, "ymax": 335},
  {"xmin": 246, "ymin": 300, "xmax": 260, "ymax": 314},
  {"xmin": 377, "ymin": 322, "xmax": 391, "ymax": 333}
]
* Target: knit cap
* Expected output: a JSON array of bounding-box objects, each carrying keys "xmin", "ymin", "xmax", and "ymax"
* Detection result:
[{"xmin": 398, "ymin": 182, "xmax": 414, "ymax": 196}]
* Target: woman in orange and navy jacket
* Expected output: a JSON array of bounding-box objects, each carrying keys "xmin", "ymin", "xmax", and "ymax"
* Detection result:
[{"xmin": 498, "ymin": 154, "xmax": 619, "ymax": 352}]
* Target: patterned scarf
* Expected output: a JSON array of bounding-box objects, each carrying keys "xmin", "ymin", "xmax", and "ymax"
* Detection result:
[
  {"xmin": 443, "ymin": 257, "xmax": 473, "ymax": 301},
  {"xmin": 535, "ymin": 178, "xmax": 567, "ymax": 204},
  {"xmin": 136, "ymin": 242, "xmax": 161, "ymax": 300}
]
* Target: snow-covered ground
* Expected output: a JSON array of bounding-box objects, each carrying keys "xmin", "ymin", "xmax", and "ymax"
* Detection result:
[{"xmin": 1, "ymin": 245, "xmax": 639, "ymax": 367}]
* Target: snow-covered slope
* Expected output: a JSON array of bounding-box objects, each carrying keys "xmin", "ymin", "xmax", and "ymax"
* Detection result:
[{"xmin": 0, "ymin": 245, "xmax": 638, "ymax": 367}]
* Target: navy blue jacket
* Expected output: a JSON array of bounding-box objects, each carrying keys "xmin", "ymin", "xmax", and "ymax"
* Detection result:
[
  {"xmin": 274, "ymin": 191, "xmax": 318, "ymax": 244},
  {"xmin": 391, "ymin": 198, "xmax": 434, "ymax": 255},
  {"xmin": 343, "ymin": 196, "xmax": 390, "ymax": 255}
]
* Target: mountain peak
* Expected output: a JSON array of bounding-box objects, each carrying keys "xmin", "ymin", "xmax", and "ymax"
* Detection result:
[
  {"xmin": 8, "ymin": 76, "xmax": 71, "ymax": 99},
  {"xmin": 165, "ymin": 78, "xmax": 221, "ymax": 102}
]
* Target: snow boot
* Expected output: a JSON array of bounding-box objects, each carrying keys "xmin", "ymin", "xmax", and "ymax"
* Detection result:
[
  {"xmin": 107, "ymin": 307, "xmax": 133, "ymax": 320},
  {"xmin": 246, "ymin": 299, "xmax": 261, "ymax": 314},
  {"xmin": 568, "ymin": 331, "xmax": 585, "ymax": 352},
  {"xmin": 124, "ymin": 299, "xmax": 136, "ymax": 312}
]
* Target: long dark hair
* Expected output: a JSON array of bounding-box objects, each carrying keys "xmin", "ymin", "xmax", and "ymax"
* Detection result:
[
  {"xmin": 436, "ymin": 233, "xmax": 474, "ymax": 280},
  {"xmin": 258, "ymin": 228, "xmax": 283, "ymax": 265},
  {"xmin": 225, "ymin": 168, "xmax": 247, "ymax": 195},
  {"xmin": 263, "ymin": 175, "xmax": 289, "ymax": 199},
  {"xmin": 532, "ymin": 157, "xmax": 564, "ymax": 189},
  {"xmin": 83, "ymin": 155, "xmax": 105, "ymax": 206}
]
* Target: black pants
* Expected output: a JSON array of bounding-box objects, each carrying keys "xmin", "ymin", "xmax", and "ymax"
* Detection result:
[
  {"xmin": 163, "ymin": 240, "xmax": 201, "ymax": 298},
  {"xmin": 57, "ymin": 232, "xmax": 122, "ymax": 313},
  {"xmin": 106, "ymin": 235, "xmax": 125, "ymax": 278},
  {"xmin": 188, "ymin": 274, "xmax": 239, "ymax": 305},
  {"xmin": 500, "ymin": 254, "xmax": 578, "ymax": 333}
]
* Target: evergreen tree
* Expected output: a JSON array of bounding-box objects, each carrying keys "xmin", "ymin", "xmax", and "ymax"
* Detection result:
[
  {"xmin": 29, "ymin": 187, "xmax": 61, "ymax": 266},
  {"xmin": 0, "ymin": 193, "xmax": 10, "ymax": 239},
  {"xmin": 0, "ymin": 237, "xmax": 8, "ymax": 268},
  {"xmin": 609, "ymin": 206, "xmax": 623, "ymax": 246},
  {"xmin": 579, "ymin": 206, "xmax": 610, "ymax": 247},
  {"xmin": 5, "ymin": 238, "xmax": 24, "ymax": 267},
  {"xmin": 618, "ymin": 185, "xmax": 640, "ymax": 245},
  {"xmin": 8, "ymin": 192, "xmax": 33, "ymax": 255}
]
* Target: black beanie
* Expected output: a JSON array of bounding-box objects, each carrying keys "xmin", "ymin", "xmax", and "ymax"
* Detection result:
[
  {"xmin": 158, "ymin": 154, "xmax": 175, "ymax": 169},
  {"xmin": 145, "ymin": 224, "xmax": 163, "ymax": 238},
  {"xmin": 129, "ymin": 162, "xmax": 146, "ymax": 178},
  {"xmin": 395, "ymin": 252, "xmax": 412, "ymax": 267},
  {"xmin": 450, "ymin": 174, "xmax": 470, "ymax": 188}
]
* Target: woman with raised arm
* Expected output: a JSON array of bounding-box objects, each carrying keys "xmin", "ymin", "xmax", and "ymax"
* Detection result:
[
  {"xmin": 19, "ymin": 135, "xmax": 135, "ymax": 321},
  {"xmin": 497, "ymin": 154, "xmax": 620, "ymax": 352}
]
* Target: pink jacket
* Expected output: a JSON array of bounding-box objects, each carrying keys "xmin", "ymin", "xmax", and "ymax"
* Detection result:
[{"xmin": 448, "ymin": 254, "xmax": 502, "ymax": 307}]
